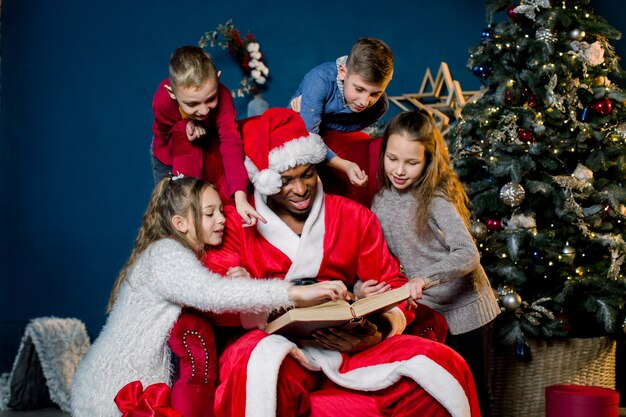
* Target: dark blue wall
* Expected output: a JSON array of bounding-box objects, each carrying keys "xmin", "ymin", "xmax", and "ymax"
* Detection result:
[{"xmin": 1, "ymin": 0, "xmax": 625, "ymax": 371}]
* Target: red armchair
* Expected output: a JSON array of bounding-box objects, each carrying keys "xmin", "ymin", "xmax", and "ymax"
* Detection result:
[{"xmin": 168, "ymin": 310, "xmax": 217, "ymax": 417}]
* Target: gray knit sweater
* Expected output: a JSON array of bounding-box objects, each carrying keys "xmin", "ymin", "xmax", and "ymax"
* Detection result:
[{"xmin": 372, "ymin": 188, "xmax": 500, "ymax": 334}]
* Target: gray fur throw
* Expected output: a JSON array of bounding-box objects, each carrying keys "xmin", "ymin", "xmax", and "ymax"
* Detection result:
[{"xmin": 0, "ymin": 317, "xmax": 90, "ymax": 413}]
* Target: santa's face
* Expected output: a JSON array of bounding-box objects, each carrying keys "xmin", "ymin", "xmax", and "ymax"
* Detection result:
[{"xmin": 269, "ymin": 164, "xmax": 318, "ymax": 217}]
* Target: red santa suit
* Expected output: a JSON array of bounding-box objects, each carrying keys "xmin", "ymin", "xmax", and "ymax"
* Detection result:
[{"xmin": 204, "ymin": 186, "xmax": 481, "ymax": 417}]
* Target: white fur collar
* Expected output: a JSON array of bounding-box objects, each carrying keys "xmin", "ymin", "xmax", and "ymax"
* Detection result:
[{"xmin": 254, "ymin": 180, "xmax": 325, "ymax": 282}]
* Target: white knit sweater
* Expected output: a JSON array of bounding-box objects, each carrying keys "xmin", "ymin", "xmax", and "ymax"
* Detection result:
[{"xmin": 71, "ymin": 238, "xmax": 293, "ymax": 417}]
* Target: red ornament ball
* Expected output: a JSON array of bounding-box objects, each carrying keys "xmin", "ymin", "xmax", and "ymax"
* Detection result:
[
  {"xmin": 505, "ymin": 89, "xmax": 514, "ymax": 105},
  {"xmin": 486, "ymin": 218, "xmax": 503, "ymax": 230},
  {"xmin": 518, "ymin": 129, "xmax": 533, "ymax": 143},
  {"xmin": 507, "ymin": 5, "xmax": 524, "ymax": 23},
  {"xmin": 555, "ymin": 313, "xmax": 572, "ymax": 332},
  {"xmin": 592, "ymin": 97, "xmax": 613, "ymax": 116},
  {"xmin": 528, "ymin": 94, "xmax": 540, "ymax": 108}
]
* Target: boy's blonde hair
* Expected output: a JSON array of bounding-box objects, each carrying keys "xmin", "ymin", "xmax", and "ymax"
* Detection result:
[
  {"xmin": 346, "ymin": 37, "xmax": 394, "ymax": 84},
  {"xmin": 377, "ymin": 110, "xmax": 471, "ymax": 237},
  {"xmin": 169, "ymin": 45, "xmax": 217, "ymax": 91},
  {"xmin": 106, "ymin": 176, "xmax": 213, "ymax": 313}
]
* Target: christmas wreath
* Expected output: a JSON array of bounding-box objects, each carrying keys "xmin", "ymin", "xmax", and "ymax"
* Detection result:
[{"xmin": 199, "ymin": 20, "xmax": 269, "ymax": 97}]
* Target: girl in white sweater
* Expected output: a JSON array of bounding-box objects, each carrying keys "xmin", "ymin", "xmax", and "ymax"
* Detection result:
[{"xmin": 71, "ymin": 176, "xmax": 347, "ymax": 417}]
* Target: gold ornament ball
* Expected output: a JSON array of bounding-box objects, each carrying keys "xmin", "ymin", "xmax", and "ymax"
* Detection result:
[
  {"xmin": 471, "ymin": 221, "xmax": 488, "ymax": 241},
  {"xmin": 594, "ymin": 76, "xmax": 611, "ymax": 86},
  {"xmin": 500, "ymin": 182, "xmax": 526, "ymax": 207}
]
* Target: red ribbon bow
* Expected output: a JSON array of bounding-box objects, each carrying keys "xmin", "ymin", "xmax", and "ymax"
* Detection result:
[{"xmin": 115, "ymin": 381, "xmax": 182, "ymax": 417}]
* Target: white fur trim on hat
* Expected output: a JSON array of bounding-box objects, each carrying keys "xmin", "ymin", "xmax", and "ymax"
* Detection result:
[
  {"xmin": 245, "ymin": 132, "xmax": 327, "ymax": 195},
  {"xmin": 268, "ymin": 133, "xmax": 326, "ymax": 173},
  {"xmin": 245, "ymin": 157, "xmax": 283, "ymax": 195}
]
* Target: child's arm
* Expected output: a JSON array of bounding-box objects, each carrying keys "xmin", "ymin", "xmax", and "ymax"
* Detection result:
[
  {"xmin": 185, "ymin": 120, "xmax": 206, "ymax": 142},
  {"xmin": 214, "ymin": 84, "xmax": 252, "ymax": 199},
  {"xmin": 327, "ymin": 156, "xmax": 368, "ymax": 186},
  {"xmin": 234, "ymin": 190, "xmax": 267, "ymax": 228},
  {"xmin": 291, "ymin": 73, "xmax": 329, "ymax": 134},
  {"xmin": 152, "ymin": 79, "xmax": 180, "ymax": 145},
  {"xmin": 417, "ymin": 198, "xmax": 481, "ymax": 288},
  {"xmin": 149, "ymin": 239, "xmax": 293, "ymax": 312},
  {"xmin": 292, "ymin": 69, "xmax": 369, "ymax": 187}
]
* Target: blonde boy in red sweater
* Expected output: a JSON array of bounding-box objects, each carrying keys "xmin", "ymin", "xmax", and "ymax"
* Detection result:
[{"xmin": 151, "ymin": 45, "xmax": 264, "ymax": 226}]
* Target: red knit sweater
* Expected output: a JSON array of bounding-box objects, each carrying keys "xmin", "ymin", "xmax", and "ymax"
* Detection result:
[{"xmin": 151, "ymin": 79, "xmax": 248, "ymax": 195}]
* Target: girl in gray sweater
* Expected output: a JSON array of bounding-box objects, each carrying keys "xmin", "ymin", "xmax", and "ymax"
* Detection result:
[
  {"xmin": 71, "ymin": 176, "xmax": 347, "ymax": 417},
  {"xmin": 366, "ymin": 110, "xmax": 500, "ymax": 417}
]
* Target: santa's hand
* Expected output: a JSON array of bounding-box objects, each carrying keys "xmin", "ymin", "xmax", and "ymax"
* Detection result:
[{"xmin": 313, "ymin": 320, "xmax": 382, "ymax": 352}]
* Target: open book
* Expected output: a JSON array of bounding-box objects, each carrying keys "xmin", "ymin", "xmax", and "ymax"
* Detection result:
[{"xmin": 264, "ymin": 285, "xmax": 410, "ymax": 337}]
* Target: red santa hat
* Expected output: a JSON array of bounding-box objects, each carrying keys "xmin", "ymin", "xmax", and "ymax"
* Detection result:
[{"xmin": 241, "ymin": 108, "xmax": 327, "ymax": 195}]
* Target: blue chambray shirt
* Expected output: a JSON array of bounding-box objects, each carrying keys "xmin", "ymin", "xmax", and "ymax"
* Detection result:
[{"xmin": 289, "ymin": 57, "xmax": 389, "ymax": 160}]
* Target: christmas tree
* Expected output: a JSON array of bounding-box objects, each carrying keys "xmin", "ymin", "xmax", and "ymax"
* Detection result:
[{"xmin": 450, "ymin": 0, "xmax": 626, "ymax": 354}]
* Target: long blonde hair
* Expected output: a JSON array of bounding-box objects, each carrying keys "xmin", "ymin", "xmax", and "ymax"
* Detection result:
[
  {"xmin": 377, "ymin": 110, "xmax": 471, "ymax": 237},
  {"xmin": 106, "ymin": 176, "xmax": 211, "ymax": 313}
]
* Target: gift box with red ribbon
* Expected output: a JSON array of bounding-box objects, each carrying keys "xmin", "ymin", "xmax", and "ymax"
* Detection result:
[{"xmin": 545, "ymin": 384, "xmax": 619, "ymax": 417}]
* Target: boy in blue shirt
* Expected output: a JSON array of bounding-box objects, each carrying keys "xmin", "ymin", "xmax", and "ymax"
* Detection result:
[{"xmin": 289, "ymin": 37, "xmax": 393, "ymax": 192}]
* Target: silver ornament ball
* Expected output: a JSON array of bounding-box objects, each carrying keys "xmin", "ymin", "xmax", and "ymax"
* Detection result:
[
  {"xmin": 562, "ymin": 244, "xmax": 576, "ymax": 260},
  {"xmin": 501, "ymin": 292, "xmax": 523, "ymax": 310},
  {"xmin": 570, "ymin": 28, "xmax": 584, "ymax": 40},
  {"xmin": 500, "ymin": 182, "xmax": 526, "ymax": 207}
]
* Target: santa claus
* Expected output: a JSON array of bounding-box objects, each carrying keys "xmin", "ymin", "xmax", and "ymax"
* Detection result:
[{"xmin": 200, "ymin": 108, "xmax": 481, "ymax": 417}]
